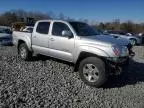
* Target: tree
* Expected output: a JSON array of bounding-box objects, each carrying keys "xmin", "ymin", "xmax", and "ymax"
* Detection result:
[
  {"xmin": 112, "ymin": 19, "xmax": 120, "ymax": 31},
  {"xmin": 0, "ymin": 9, "xmax": 51, "ymax": 26},
  {"xmin": 0, "ymin": 12, "xmax": 18, "ymax": 26},
  {"xmin": 99, "ymin": 23, "xmax": 105, "ymax": 30}
]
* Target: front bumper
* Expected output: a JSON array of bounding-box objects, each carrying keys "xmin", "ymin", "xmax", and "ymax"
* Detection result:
[
  {"xmin": 106, "ymin": 56, "xmax": 129, "ymax": 63},
  {"xmin": 106, "ymin": 56, "xmax": 129, "ymax": 75},
  {"xmin": 126, "ymin": 43, "xmax": 135, "ymax": 56}
]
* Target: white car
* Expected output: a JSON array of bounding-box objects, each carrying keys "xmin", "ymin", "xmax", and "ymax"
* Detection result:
[
  {"xmin": 105, "ymin": 31, "xmax": 142, "ymax": 45},
  {"xmin": 0, "ymin": 29, "xmax": 13, "ymax": 45},
  {"xmin": 20, "ymin": 26, "xmax": 34, "ymax": 33}
]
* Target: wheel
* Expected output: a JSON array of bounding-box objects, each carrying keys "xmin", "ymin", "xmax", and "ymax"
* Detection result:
[
  {"xmin": 18, "ymin": 43, "xmax": 32, "ymax": 61},
  {"xmin": 79, "ymin": 57, "xmax": 108, "ymax": 87},
  {"xmin": 130, "ymin": 39, "xmax": 137, "ymax": 45}
]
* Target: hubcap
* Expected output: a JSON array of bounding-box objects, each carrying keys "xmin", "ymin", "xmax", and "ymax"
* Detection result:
[
  {"xmin": 130, "ymin": 39, "xmax": 136, "ymax": 45},
  {"xmin": 20, "ymin": 47, "xmax": 27, "ymax": 59},
  {"xmin": 83, "ymin": 64, "xmax": 99, "ymax": 82}
]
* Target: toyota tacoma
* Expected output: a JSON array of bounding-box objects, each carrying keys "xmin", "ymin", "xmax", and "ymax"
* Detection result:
[{"xmin": 13, "ymin": 20, "xmax": 131, "ymax": 87}]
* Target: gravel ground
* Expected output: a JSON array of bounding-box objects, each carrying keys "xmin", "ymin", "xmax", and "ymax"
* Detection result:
[
  {"xmin": 0, "ymin": 46, "xmax": 144, "ymax": 108},
  {"xmin": 133, "ymin": 46, "xmax": 144, "ymax": 59}
]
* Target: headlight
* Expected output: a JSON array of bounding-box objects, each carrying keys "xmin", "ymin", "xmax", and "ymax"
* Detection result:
[
  {"xmin": 112, "ymin": 45, "xmax": 128, "ymax": 56},
  {"xmin": 112, "ymin": 45, "xmax": 120, "ymax": 56}
]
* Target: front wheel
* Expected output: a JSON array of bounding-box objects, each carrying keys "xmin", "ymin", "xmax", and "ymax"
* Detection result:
[
  {"xmin": 130, "ymin": 39, "xmax": 137, "ymax": 45},
  {"xmin": 18, "ymin": 43, "xmax": 32, "ymax": 61},
  {"xmin": 79, "ymin": 57, "xmax": 108, "ymax": 87}
]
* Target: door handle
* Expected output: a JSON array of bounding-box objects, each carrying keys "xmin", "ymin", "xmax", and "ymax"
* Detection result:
[{"xmin": 50, "ymin": 38, "xmax": 55, "ymax": 41}]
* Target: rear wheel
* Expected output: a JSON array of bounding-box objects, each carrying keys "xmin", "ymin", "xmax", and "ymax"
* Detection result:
[
  {"xmin": 18, "ymin": 43, "xmax": 32, "ymax": 61},
  {"xmin": 79, "ymin": 57, "xmax": 108, "ymax": 87}
]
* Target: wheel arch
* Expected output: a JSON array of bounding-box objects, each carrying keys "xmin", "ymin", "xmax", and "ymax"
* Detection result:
[
  {"xmin": 18, "ymin": 40, "xmax": 26, "ymax": 53},
  {"xmin": 17, "ymin": 39, "xmax": 32, "ymax": 53},
  {"xmin": 129, "ymin": 38, "xmax": 137, "ymax": 45},
  {"xmin": 74, "ymin": 51, "xmax": 105, "ymax": 72}
]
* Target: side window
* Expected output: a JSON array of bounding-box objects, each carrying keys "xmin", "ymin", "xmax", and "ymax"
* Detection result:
[
  {"xmin": 36, "ymin": 22, "xmax": 50, "ymax": 34},
  {"xmin": 52, "ymin": 22, "xmax": 71, "ymax": 36}
]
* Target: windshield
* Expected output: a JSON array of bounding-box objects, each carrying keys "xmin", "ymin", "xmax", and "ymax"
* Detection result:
[{"xmin": 69, "ymin": 22, "xmax": 100, "ymax": 36}]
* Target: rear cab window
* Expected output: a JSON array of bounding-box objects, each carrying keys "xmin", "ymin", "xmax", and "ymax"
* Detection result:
[{"xmin": 36, "ymin": 22, "xmax": 50, "ymax": 34}]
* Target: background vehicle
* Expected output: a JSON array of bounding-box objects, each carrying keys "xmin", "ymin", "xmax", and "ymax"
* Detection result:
[
  {"xmin": 20, "ymin": 26, "xmax": 34, "ymax": 33},
  {"xmin": 12, "ymin": 18, "xmax": 35, "ymax": 32},
  {"xmin": 0, "ymin": 28, "xmax": 13, "ymax": 45},
  {"xmin": 138, "ymin": 33, "xmax": 144, "ymax": 44},
  {"xmin": 13, "ymin": 20, "xmax": 131, "ymax": 87},
  {"xmin": 12, "ymin": 22, "xmax": 25, "ymax": 31},
  {"xmin": 104, "ymin": 30, "xmax": 142, "ymax": 45}
]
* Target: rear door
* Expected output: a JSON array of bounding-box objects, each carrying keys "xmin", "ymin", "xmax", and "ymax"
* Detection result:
[
  {"xmin": 32, "ymin": 21, "xmax": 51, "ymax": 55},
  {"xmin": 49, "ymin": 22, "xmax": 75, "ymax": 62}
]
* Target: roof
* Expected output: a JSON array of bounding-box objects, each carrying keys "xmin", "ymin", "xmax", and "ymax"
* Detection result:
[{"xmin": 37, "ymin": 19, "xmax": 77, "ymax": 23}]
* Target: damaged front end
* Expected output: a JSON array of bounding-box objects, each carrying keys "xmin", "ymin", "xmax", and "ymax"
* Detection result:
[{"xmin": 106, "ymin": 57, "xmax": 129, "ymax": 75}]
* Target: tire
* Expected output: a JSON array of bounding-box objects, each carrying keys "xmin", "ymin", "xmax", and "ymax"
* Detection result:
[
  {"xmin": 79, "ymin": 57, "xmax": 108, "ymax": 87},
  {"xmin": 130, "ymin": 38, "xmax": 137, "ymax": 45},
  {"xmin": 18, "ymin": 43, "xmax": 32, "ymax": 61}
]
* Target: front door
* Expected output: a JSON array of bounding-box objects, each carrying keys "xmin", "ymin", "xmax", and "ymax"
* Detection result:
[{"xmin": 49, "ymin": 22, "xmax": 75, "ymax": 62}]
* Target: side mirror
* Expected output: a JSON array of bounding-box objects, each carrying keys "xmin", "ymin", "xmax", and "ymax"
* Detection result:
[{"xmin": 62, "ymin": 30, "xmax": 73, "ymax": 38}]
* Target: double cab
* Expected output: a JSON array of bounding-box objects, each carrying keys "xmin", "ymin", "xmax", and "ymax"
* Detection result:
[{"xmin": 13, "ymin": 20, "xmax": 131, "ymax": 87}]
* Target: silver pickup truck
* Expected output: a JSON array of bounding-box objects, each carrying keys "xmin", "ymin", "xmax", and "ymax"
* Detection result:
[{"xmin": 13, "ymin": 20, "xmax": 131, "ymax": 87}]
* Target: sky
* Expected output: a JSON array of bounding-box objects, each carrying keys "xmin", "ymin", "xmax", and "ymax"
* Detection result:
[{"xmin": 0, "ymin": 0, "xmax": 144, "ymax": 23}]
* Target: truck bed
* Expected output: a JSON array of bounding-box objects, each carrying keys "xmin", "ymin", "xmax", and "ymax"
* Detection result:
[{"xmin": 12, "ymin": 31, "xmax": 32, "ymax": 47}]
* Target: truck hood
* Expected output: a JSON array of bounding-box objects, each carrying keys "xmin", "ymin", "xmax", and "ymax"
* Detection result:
[{"xmin": 80, "ymin": 35, "xmax": 130, "ymax": 46}]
